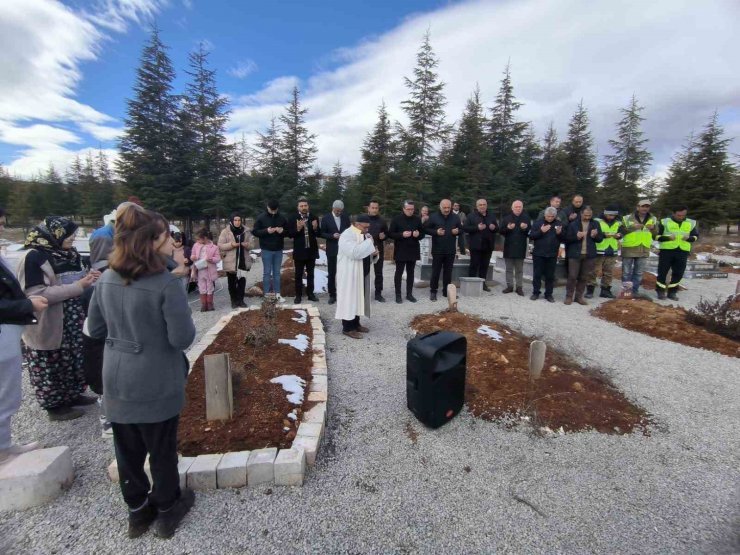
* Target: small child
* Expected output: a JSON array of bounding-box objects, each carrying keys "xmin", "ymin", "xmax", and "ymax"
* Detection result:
[{"xmin": 191, "ymin": 228, "xmax": 221, "ymax": 311}]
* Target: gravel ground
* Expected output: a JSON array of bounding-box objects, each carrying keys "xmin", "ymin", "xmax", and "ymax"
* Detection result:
[{"xmin": 1, "ymin": 261, "xmax": 739, "ymax": 554}]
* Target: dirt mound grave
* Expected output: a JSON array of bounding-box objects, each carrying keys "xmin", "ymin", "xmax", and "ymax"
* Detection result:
[{"xmin": 411, "ymin": 312, "xmax": 651, "ymax": 434}]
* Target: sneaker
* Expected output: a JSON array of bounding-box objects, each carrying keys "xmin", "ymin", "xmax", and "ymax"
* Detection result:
[
  {"xmin": 154, "ymin": 488, "xmax": 195, "ymax": 539},
  {"xmin": 375, "ymin": 293, "xmax": 386, "ymax": 302},
  {"xmin": 276, "ymin": 295, "xmax": 286, "ymax": 304},
  {"xmin": 406, "ymin": 294, "xmax": 417, "ymax": 303},
  {"xmin": 47, "ymin": 407, "xmax": 84, "ymax": 421},
  {"xmin": 128, "ymin": 502, "xmax": 158, "ymax": 539},
  {"xmin": 102, "ymin": 422, "xmax": 114, "ymax": 439}
]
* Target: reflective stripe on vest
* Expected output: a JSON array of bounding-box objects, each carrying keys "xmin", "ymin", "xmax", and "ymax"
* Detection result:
[
  {"xmin": 621, "ymin": 214, "xmax": 656, "ymax": 248},
  {"xmin": 659, "ymin": 218, "xmax": 696, "ymax": 252},
  {"xmin": 594, "ymin": 218, "xmax": 621, "ymax": 253}
]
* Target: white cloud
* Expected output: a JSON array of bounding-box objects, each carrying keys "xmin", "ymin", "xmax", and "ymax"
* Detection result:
[
  {"xmin": 78, "ymin": 122, "xmax": 125, "ymax": 142},
  {"xmin": 0, "ymin": 121, "xmax": 81, "ymax": 149},
  {"xmin": 229, "ymin": 0, "xmax": 740, "ymax": 173},
  {"xmin": 4, "ymin": 146, "xmax": 119, "ymax": 180},
  {"xmin": 228, "ymin": 59, "xmax": 258, "ymax": 79},
  {"xmin": 85, "ymin": 0, "xmax": 168, "ymax": 33}
]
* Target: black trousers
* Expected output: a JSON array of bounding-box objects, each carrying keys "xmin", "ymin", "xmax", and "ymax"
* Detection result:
[
  {"xmin": 657, "ymin": 249, "xmax": 689, "ymax": 290},
  {"xmin": 394, "ymin": 260, "xmax": 415, "ymax": 295},
  {"xmin": 532, "ymin": 256, "xmax": 557, "ymax": 296},
  {"xmin": 112, "ymin": 415, "xmax": 180, "ymax": 511},
  {"xmin": 374, "ymin": 257, "xmax": 384, "ymax": 294},
  {"xmin": 327, "ymin": 255, "xmax": 337, "ymax": 297},
  {"xmin": 469, "ymin": 249, "xmax": 493, "ymax": 279},
  {"xmin": 226, "ymin": 272, "xmax": 246, "ymax": 301},
  {"xmin": 458, "ymin": 234, "xmax": 466, "ymax": 254},
  {"xmin": 430, "ymin": 254, "xmax": 455, "ymax": 294},
  {"xmin": 294, "ymin": 258, "xmax": 316, "ymax": 296},
  {"xmin": 342, "ymin": 315, "xmax": 360, "ymax": 332}
]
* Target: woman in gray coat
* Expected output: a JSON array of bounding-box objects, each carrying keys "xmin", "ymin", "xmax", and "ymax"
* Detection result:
[{"xmin": 88, "ymin": 205, "xmax": 196, "ymax": 540}]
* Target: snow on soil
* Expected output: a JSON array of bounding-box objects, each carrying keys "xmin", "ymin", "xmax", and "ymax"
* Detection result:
[
  {"xmin": 477, "ymin": 325, "xmax": 504, "ymax": 342},
  {"xmin": 292, "ymin": 310, "xmax": 308, "ymax": 324},
  {"xmin": 270, "ymin": 375, "xmax": 306, "ymax": 405},
  {"xmin": 278, "ymin": 334, "xmax": 310, "ymax": 354}
]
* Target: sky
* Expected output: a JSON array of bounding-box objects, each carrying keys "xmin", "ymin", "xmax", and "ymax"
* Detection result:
[{"xmin": 1, "ymin": 0, "xmax": 739, "ymax": 181}]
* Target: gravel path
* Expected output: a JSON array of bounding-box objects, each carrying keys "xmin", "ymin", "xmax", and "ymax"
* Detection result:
[{"xmin": 1, "ymin": 261, "xmax": 738, "ymax": 554}]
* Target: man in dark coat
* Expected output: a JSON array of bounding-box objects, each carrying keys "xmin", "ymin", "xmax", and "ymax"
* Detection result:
[
  {"xmin": 388, "ymin": 200, "xmax": 424, "ymax": 303},
  {"xmin": 528, "ymin": 207, "xmax": 565, "ymax": 302},
  {"xmin": 424, "ymin": 199, "xmax": 462, "ymax": 301},
  {"xmin": 287, "ymin": 198, "xmax": 320, "ymax": 303},
  {"xmin": 463, "ymin": 198, "xmax": 497, "ymax": 292},
  {"xmin": 564, "ymin": 205, "xmax": 604, "ymax": 305},
  {"xmin": 367, "ymin": 200, "xmax": 389, "ymax": 302},
  {"xmin": 562, "ymin": 194, "xmax": 585, "ymax": 224},
  {"xmin": 537, "ymin": 195, "xmax": 567, "ymax": 222},
  {"xmin": 320, "ymin": 200, "xmax": 350, "ymax": 305},
  {"xmin": 499, "ymin": 199, "xmax": 531, "ymax": 295}
]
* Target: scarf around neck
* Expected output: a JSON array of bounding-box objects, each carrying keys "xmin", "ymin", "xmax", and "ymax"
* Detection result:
[{"xmin": 23, "ymin": 216, "xmax": 82, "ymax": 274}]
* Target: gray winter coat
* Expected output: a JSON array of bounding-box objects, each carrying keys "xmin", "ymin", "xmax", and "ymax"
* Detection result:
[{"xmin": 87, "ymin": 268, "xmax": 196, "ymax": 424}]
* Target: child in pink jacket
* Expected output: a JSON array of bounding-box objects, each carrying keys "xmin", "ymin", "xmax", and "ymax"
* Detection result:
[{"xmin": 190, "ymin": 228, "xmax": 221, "ymax": 311}]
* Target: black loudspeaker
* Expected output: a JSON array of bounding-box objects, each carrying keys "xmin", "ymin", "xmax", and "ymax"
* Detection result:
[{"xmin": 407, "ymin": 330, "xmax": 467, "ymax": 428}]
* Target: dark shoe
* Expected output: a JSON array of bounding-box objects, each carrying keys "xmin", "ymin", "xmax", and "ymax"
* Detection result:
[
  {"xmin": 564, "ymin": 298, "xmax": 573, "ymax": 305},
  {"xmin": 128, "ymin": 502, "xmax": 157, "ymax": 539},
  {"xmin": 667, "ymin": 291, "xmax": 679, "ymax": 301},
  {"xmin": 575, "ymin": 296, "xmax": 589, "ymax": 306},
  {"xmin": 584, "ymin": 285, "xmax": 595, "ymax": 299},
  {"xmin": 328, "ymin": 296, "xmax": 336, "ymax": 305},
  {"xmin": 502, "ymin": 286, "xmax": 514, "ymax": 294},
  {"xmin": 356, "ymin": 325, "xmax": 369, "ymax": 333},
  {"xmin": 47, "ymin": 407, "xmax": 84, "ymax": 421},
  {"xmin": 482, "ymin": 283, "xmax": 491, "ymax": 292},
  {"xmin": 430, "ymin": 292, "xmax": 437, "ymax": 302},
  {"xmin": 307, "ymin": 293, "xmax": 319, "ymax": 302},
  {"xmin": 516, "ymin": 287, "xmax": 524, "ymax": 296},
  {"xmin": 70, "ymin": 394, "xmax": 98, "ymax": 406},
  {"xmin": 600, "ymin": 287, "xmax": 615, "ymax": 299},
  {"xmin": 395, "ymin": 293, "xmax": 402, "ymax": 304},
  {"xmin": 406, "ymin": 294, "xmax": 417, "ymax": 303},
  {"xmin": 342, "ymin": 330, "xmax": 362, "ymax": 339},
  {"xmin": 154, "ymin": 488, "xmax": 195, "ymax": 539},
  {"xmin": 230, "ymin": 298, "xmax": 238, "ymax": 309},
  {"xmin": 545, "ymin": 295, "xmax": 555, "ymax": 303},
  {"xmin": 293, "ymin": 296, "xmax": 302, "ymax": 304},
  {"xmin": 530, "ymin": 294, "xmax": 539, "ymax": 301},
  {"xmin": 656, "ymin": 289, "xmax": 666, "ymax": 300},
  {"xmin": 236, "ymin": 297, "xmax": 247, "ymax": 308},
  {"xmin": 375, "ymin": 293, "xmax": 386, "ymax": 302}
]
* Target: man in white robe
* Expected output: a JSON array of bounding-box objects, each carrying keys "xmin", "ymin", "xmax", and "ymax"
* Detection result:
[{"xmin": 335, "ymin": 214, "xmax": 378, "ymax": 338}]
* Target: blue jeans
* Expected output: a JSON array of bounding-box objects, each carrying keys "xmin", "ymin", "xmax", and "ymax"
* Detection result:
[
  {"xmin": 621, "ymin": 257, "xmax": 647, "ymax": 292},
  {"xmin": 261, "ymin": 250, "xmax": 283, "ymax": 294}
]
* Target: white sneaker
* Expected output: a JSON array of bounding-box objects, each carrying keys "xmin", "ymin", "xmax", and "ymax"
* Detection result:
[{"xmin": 276, "ymin": 294, "xmax": 285, "ymax": 303}]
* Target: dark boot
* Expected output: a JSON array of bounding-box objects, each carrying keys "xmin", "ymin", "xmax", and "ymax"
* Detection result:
[
  {"xmin": 230, "ymin": 296, "xmax": 238, "ymax": 309},
  {"xmin": 395, "ymin": 292, "xmax": 402, "ymax": 304},
  {"xmin": 307, "ymin": 293, "xmax": 319, "ymax": 302},
  {"xmin": 584, "ymin": 285, "xmax": 595, "ymax": 299},
  {"xmin": 328, "ymin": 296, "xmax": 336, "ymax": 305},
  {"xmin": 236, "ymin": 291, "xmax": 247, "ymax": 308},
  {"xmin": 206, "ymin": 294, "xmax": 215, "ymax": 311},
  {"xmin": 656, "ymin": 289, "xmax": 666, "ymax": 300},
  {"xmin": 667, "ymin": 289, "xmax": 679, "ymax": 301},
  {"xmin": 530, "ymin": 293, "xmax": 539, "ymax": 301},
  {"xmin": 375, "ymin": 292, "xmax": 386, "ymax": 302},
  {"xmin": 600, "ymin": 286, "xmax": 615, "ymax": 298},
  {"xmin": 515, "ymin": 287, "xmax": 524, "ymax": 296},
  {"xmin": 575, "ymin": 295, "xmax": 589, "ymax": 306},
  {"xmin": 406, "ymin": 294, "xmax": 417, "ymax": 303},
  {"xmin": 294, "ymin": 296, "xmax": 302, "ymax": 304},
  {"xmin": 128, "ymin": 502, "xmax": 158, "ymax": 539},
  {"xmin": 502, "ymin": 286, "xmax": 514, "ymax": 294},
  {"xmin": 482, "ymin": 283, "xmax": 491, "ymax": 292},
  {"xmin": 199, "ymin": 294, "xmax": 208, "ymax": 312},
  {"xmin": 47, "ymin": 406, "xmax": 84, "ymax": 421},
  {"xmin": 430, "ymin": 292, "xmax": 437, "ymax": 302},
  {"xmin": 153, "ymin": 488, "xmax": 195, "ymax": 539}
]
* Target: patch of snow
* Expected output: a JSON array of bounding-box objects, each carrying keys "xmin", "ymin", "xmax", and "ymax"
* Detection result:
[
  {"xmin": 304, "ymin": 269, "xmax": 328, "ymax": 293},
  {"xmin": 270, "ymin": 375, "xmax": 306, "ymax": 405},
  {"xmin": 279, "ymin": 334, "xmax": 310, "ymax": 354},
  {"xmin": 292, "ymin": 310, "xmax": 308, "ymax": 324},
  {"xmin": 287, "ymin": 409, "xmax": 298, "ymax": 421},
  {"xmin": 477, "ymin": 325, "xmax": 504, "ymax": 342}
]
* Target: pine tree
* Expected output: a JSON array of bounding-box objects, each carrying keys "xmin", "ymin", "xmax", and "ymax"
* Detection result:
[
  {"xmin": 64, "ymin": 155, "xmax": 83, "ymax": 218},
  {"xmin": 446, "ymin": 85, "xmax": 489, "ymax": 202},
  {"xmin": 400, "ymin": 31, "xmax": 451, "ymax": 200},
  {"xmin": 517, "ymin": 124, "xmax": 542, "ymax": 204},
  {"xmin": 487, "ymin": 63, "xmax": 529, "ymax": 214},
  {"xmin": 562, "ymin": 100, "xmax": 598, "ymax": 201},
  {"xmin": 531, "ymin": 123, "xmax": 574, "ymax": 213},
  {"xmin": 79, "ymin": 152, "xmax": 100, "ymax": 221},
  {"xmin": 255, "ymin": 118, "xmax": 283, "ymax": 179},
  {"xmin": 358, "ymin": 101, "xmax": 398, "ymax": 209},
  {"xmin": 42, "ymin": 164, "xmax": 69, "ymax": 216},
  {"xmin": 7, "ymin": 180, "xmax": 32, "ymax": 228},
  {"xmin": 318, "ymin": 162, "xmax": 345, "ymax": 214},
  {"xmin": 279, "ymin": 86, "xmax": 317, "ymax": 203},
  {"xmin": 117, "ymin": 26, "xmax": 180, "ymax": 214},
  {"xmin": 600, "ymin": 95, "xmax": 653, "ymax": 211}
]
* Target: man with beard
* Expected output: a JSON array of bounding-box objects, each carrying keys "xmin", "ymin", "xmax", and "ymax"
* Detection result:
[
  {"xmin": 287, "ymin": 198, "xmax": 320, "ymax": 304},
  {"xmin": 366, "ymin": 200, "xmax": 389, "ymax": 302},
  {"xmin": 537, "ymin": 195, "xmax": 567, "ymax": 222},
  {"xmin": 562, "ymin": 194, "xmax": 584, "ymax": 223},
  {"xmin": 424, "ymin": 199, "xmax": 462, "ymax": 301},
  {"xmin": 320, "ymin": 200, "xmax": 350, "ymax": 305},
  {"xmin": 499, "ymin": 200, "xmax": 531, "ymax": 295},
  {"xmin": 388, "ymin": 200, "xmax": 424, "ymax": 304},
  {"xmin": 463, "ymin": 199, "xmax": 497, "ymax": 292}
]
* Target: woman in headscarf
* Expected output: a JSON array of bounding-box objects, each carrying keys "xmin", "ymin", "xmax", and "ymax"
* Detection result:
[
  {"xmin": 217, "ymin": 213, "xmax": 252, "ymax": 308},
  {"xmin": 16, "ymin": 216, "xmax": 99, "ymax": 421}
]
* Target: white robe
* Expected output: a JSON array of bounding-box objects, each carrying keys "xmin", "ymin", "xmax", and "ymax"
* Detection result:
[{"xmin": 334, "ymin": 226, "xmax": 376, "ymax": 321}]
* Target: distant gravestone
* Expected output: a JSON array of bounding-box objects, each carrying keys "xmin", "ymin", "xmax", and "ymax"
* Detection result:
[{"xmin": 205, "ymin": 353, "xmax": 233, "ymax": 421}]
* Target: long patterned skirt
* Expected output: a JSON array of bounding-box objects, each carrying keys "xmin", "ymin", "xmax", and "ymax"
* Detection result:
[{"xmin": 23, "ymin": 298, "xmax": 86, "ymax": 410}]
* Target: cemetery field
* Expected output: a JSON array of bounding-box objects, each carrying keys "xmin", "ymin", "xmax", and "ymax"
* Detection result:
[{"xmin": 0, "ymin": 260, "xmax": 738, "ymax": 554}]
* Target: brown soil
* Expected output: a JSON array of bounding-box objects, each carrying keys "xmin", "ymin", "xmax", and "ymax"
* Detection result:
[
  {"xmin": 178, "ymin": 308, "xmax": 314, "ymax": 455},
  {"xmin": 410, "ymin": 312, "xmax": 651, "ymax": 434},
  {"xmin": 248, "ymin": 269, "xmax": 297, "ymax": 297},
  {"xmin": 592, "ymin": 299, "xmax": 740, "ymax": 358}
]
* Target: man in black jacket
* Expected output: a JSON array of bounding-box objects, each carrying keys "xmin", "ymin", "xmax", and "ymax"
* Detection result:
[
  {"xmin": 320, "ymin": 200, "xmax": 350, "ymax": 304},
  {"xmin": 562, "ymin": 194, "xmax": 584, "ymax": 224},
  {"xmin": 528, "ymin": 207, "xmax": 564, "ymax": 302},
  {"xmin": 367, "ymin": 200, "xmax": 389, "ymax": 302},
  {"xmin": 252, "ymin": 199, "xmax": 288, "ymax": 300},
  {"xmin": 388, "ymin": 200, "xmax": 424, "ymax": 303},
  {"xmin": 499, "ymin": 200, "xmax": 531, "ymax": 295},
  {"xmin": 564, "ymin": 206, "xmax": 604, "ymax": 305},
  {"xmin": 287, "ymin": 198, "xmax": 320, "ymax": 303},
  {"xmin": 463, "ymin": 198, "xmax": 497, "ymax": 292},
  {"xmin": 424, "ymin": 199, "xmax": 462, "ymax": 301}
]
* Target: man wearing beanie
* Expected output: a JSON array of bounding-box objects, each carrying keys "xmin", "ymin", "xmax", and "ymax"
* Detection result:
[
  {"xmin": 320, "ymin": 200, "xmax": 350, "ymax": 304},
  {"xmin": 586, "ymin": 204, "xmax": 625, "ymax": 298}
]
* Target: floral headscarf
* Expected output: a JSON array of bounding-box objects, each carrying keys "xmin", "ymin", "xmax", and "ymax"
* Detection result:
[{"xmin": 23, "ymin": 216, "xmax": 81, "ymax": 273}]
